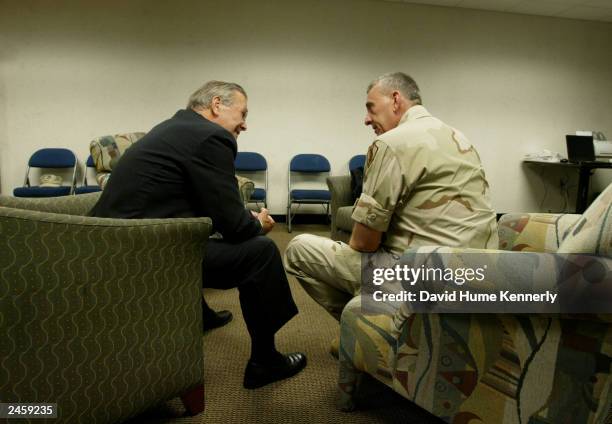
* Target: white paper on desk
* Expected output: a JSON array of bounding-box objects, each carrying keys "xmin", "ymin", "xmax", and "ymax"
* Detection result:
[{"xmin": 524, "ymin": 149, "xmax": 564, "ymax": 162}]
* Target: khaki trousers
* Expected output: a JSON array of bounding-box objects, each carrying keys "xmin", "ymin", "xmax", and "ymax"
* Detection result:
[{"xmin": 284, "ymin": 234, "xmax": 362, "ymax": 321}]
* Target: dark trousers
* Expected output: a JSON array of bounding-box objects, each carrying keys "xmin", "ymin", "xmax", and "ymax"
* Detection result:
[{"xmin": 202, "ymin": 236, "xmax": 298, "ymax": 337}]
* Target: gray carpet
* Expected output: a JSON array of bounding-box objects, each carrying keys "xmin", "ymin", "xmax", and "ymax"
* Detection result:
[{"xmin": 128, "ymin": 224, "xmax": 442, "ymax": 424}]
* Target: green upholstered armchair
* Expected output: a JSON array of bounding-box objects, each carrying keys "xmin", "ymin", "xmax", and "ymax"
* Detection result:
[
  {"xmin": 0, "ymin": 193, "xmax": 212, "ymax": 423},
  {"xmin": 337, "ymin": 186, "xmax": 612, "ymax": 423},
  {"xmin": 327, "ymin": 176, "xmax": 354, "ymax": 242},
  {"xmin": 0, "ymin": 191, "xmax": 103, "ymax": 216}
]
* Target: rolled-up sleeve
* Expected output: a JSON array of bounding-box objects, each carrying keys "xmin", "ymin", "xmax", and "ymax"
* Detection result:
[
  {"xmin": 351, "ymin": 141, "xmax": 403, "ymax": 232},
  {"xmin": 351, "ymin": 192, "xmax": 393, "ymax": 232}
]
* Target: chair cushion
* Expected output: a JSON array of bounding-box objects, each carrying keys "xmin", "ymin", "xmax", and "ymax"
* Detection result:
[
  {"xmin": 336, "ymin": 206, "xmax": 354, "ymax": 232},
  {"xmin": 290, "ymin": 189, "xmax": 331, "ymax": 201},
  {"xmin": 89, "ymin": 132, "xmax": 146, "ymax": 173},
  {"xmin": 13, "ymin": 186, "xmax": 72, "ymax": 198},
  {"xmin": 74, "ymin": 186, "xmax": 102, "ymax": 195},
  {"xmin": 250, "ymin": 188, "xmax": 266, "ymax": 201},
  {"xmin": 558, "ymin": 183, "xmax": 612, "ymax": 257}
]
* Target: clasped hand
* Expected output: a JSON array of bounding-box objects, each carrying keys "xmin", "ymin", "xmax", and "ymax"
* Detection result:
[{"xmin": 251, "ymin": 208, "xmax": 275, "ymax": 234}]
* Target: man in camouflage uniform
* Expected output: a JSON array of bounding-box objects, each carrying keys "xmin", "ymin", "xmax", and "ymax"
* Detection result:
[{"xmin": 285, "ymin": 72, "xmax": 498, "ymax": 320}]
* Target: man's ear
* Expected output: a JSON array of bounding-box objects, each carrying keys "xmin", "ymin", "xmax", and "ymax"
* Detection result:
[
  {"xmin": 392, "ymin": 91, "xmax": 402, "ymax": 113},
  {"xmin": 210, "ymin": 96, "xmax": 222, "ymax": 116}
]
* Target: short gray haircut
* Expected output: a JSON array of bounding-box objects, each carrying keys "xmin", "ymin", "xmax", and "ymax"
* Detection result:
[
  {"xmin": 187, "ymin": 80, "xmax": 247, "ymax": 110},
  {"xmin": 367, "ymin": 72, "xmax": 422, "ymax": 105}
]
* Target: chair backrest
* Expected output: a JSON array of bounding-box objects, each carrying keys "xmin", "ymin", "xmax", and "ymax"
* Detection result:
[
  {"xmin": 349, "ymin": 154, "xmax": 366, "ymax": 172},
  {"xmin": 235, "ymin": 152, "xmax": 268, "ymax": 206},
  {"xmin": 290, "ymin": 154, "xmax": 330, "ymax": 173},
  {"xmin": 82, "ymin": 155, "xmax": 96, "ymax": 187},
  {"xmin": 29, "ymin": 148, "xmax": 76, "ymax": 168},
  {"xmin": 89, "ymin": 132, "xmax": 146, "ymax": 189},
  {"xmin": 90, "ymin": 132, "xmax": 146, "ymax": 173},
  {"xmin": 24, "ymin": 148, "xmax": 78, "ymax": 192},
  {"xmin": 235, "ymin": 152, "xmax": 267, "ymax": 171}
]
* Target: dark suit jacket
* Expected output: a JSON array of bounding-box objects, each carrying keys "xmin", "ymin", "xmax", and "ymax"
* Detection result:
[{"xmin": 90, "ymin": 109, "xmax": 260, "ymax": 243}]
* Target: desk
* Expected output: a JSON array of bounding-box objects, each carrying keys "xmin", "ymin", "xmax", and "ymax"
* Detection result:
[{"xmin": 523, "ymin": 160, "xmax": 612, "ymax": 213}]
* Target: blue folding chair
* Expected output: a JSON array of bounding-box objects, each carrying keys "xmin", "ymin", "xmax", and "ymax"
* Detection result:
[
  {"xmin": 75, "ymin": 155, "xmax": 102, "ymax": 195},
  {"xmin": 13, "ymin": 148, "xmax": 77, "ymax": 197},
  {"xmin": 349, "ymin": 154, "xmax": 366, "ymax": 172},
  {"xmin": 287, "ymin": 154, "xmax": 331, "ymax": 232},
  {"xmin": 235, "ymin": 152, "xmax": 268, "ymax": 208}
]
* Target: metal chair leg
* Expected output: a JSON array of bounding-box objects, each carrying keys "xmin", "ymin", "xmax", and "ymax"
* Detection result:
[{"xmin": 287, "ymin": 203, "xmax": 292, "ymax": 233}]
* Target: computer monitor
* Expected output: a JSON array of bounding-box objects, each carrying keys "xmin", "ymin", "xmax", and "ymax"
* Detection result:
[{"xmin": 566, "ymin": 135, "xmax": 595, "ymax": 163}]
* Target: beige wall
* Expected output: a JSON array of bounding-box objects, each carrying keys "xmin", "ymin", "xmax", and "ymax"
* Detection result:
[{"xmin": 1, "ymin": 0, "xmax": 612, "ymax": 214}]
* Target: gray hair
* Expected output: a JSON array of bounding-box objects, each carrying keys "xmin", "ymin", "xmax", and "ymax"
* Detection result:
[
  {"xmin": 367, "ymin": 72, "xmax": 422, "ymax": 105},
  {"xmin": 187, "ymin": 80, "xmax": 247, "ymax": 110}
]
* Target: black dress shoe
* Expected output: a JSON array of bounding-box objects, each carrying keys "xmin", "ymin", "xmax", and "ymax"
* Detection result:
[
  {"xmin": 202, "ymin": 310, "xmax": 233, "ymax": 332},
  {"xmin": 243, "ymin": 352, "xmax": 307, "ymax": 389}
]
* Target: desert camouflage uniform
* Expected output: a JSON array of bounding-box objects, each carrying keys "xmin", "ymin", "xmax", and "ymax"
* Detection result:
[{"xmin": 285, "ymin": 105, "xmax": 498, "ymax": 320}]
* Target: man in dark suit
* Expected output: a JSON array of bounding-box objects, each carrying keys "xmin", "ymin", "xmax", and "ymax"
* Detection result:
[{"xmin": 90, "ymin": 81, "xmax": 306, "ymax": 389}]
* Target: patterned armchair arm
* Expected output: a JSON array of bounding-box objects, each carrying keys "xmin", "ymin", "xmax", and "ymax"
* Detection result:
[
  {"xmin": 327, "ymin": 176, "xmax": 353, "ymax": 239},
  {"xmin": 381, "ymin": 246, "xmax": 612, "ymax": 423},
  {"xmin": 96, "ymin": 170, "xmax": 111, "ymax": 189},
  {"xmin": 341, "ymin": 244, "xmax": 612, "ymax": 421},
  {"xmin": 0, "ymin": 207, "xmax": 212, "ymax": 423},
  {"xmin": 498, "ymin": 213, "xmax": 581, "ymax": 252},
  {"xmin": 391, "ymin": 247, "xmax": 612, "ymax": 329},
  {"xmin": 0, "ymin": 191, "xmax": 102, "ymax": 216},
  {"xmin": 236, "ymin": 175, "xmax": 255, "ymax": 206}
]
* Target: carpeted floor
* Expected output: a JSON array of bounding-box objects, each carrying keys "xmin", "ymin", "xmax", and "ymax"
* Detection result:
[{"xmin": 128, "ymin": 224, "xmax": 443, "ymax": 424}]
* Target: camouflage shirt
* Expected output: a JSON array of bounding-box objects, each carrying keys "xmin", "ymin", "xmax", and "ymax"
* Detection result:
[{"xmin": 351, "ymin": 105, "xmax": 498, "ymax": 255}]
